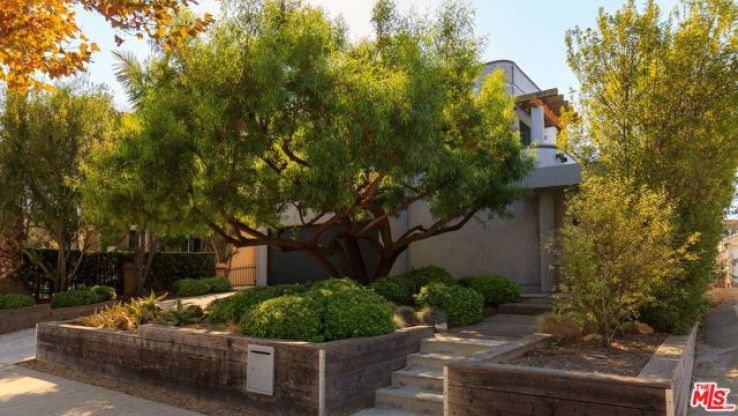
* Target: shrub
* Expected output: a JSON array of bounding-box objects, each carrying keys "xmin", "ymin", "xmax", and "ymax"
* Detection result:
[
  {"xmin": 414, "ymin": 282, "xmax": 483, "ymax": 327},
  {"xmin": 322, "ymin": 289, "xmax": 394, "ymax": 340},
  {"xmin": 207, "ymin": 286, "xmax": 283, "ymax": 323},
  {"xmin": 393, "ymin": 305, "xmax": 421, "ymax": 329},
  {"xmin": 81, "ymin": 292, "xmax": 167, "ymax": 331},
  {"xmin": 417, "ymin": 306, "xmax": 447, "ymax": 326},
  {"xmin": 408, "ymin": 266, "xmax": 455, "ymax": 288},
  {"xmin": 240, "ymin": 295, "xmax": 325, "ymax": 342},
  {"xmin": 369, "ymin": 275, "xmax": 416, "ymax": 305},
  {"xmin": 553, "ymin": 177, "xmax": 695, "ymax": 345},
  {"xmin": 90, "ymin": 285, "xmax": 116, "ymax": 302},
  {"xmin": 51, "ymin": 289, "xmax": 100, "ymax": 308},
  {"xmin": 201, "ymin": 277, "xmax": 232, "ymax": 293},
  {"xmin": 459, "ymin": 275, "xmax": 520, "ymax": 306},
  {"xmin": 170, "ymin": 299, "xmax": 204, "ymax": 326},
  {"xmin": 173, "ymin": 279, "xmax": 211, "ymax": 297},
  {"xmin": 310, "ymin": 277, "xmax": 364, "ymax": 293},
  {"xmin": 538, "ymin": 312, "xmax": 582, "ymax": 344},
  {"xmin": 0, "ymin": 293, "xmax": 34, "ymax": 309},
  {"xmin": 147, "ymin": 252, "xmax": 216, "ymax": 290}
]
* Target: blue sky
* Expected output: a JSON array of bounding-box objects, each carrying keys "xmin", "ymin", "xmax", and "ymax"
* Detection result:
[{"xmin": 76, "ymin": 0, "xmax": 678, "ymax": 111}]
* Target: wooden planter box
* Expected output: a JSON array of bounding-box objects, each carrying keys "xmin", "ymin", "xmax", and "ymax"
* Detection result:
[
  {"xmin": 446, "ymin": 325, "xmax": 698, "ymax": 416},
  {"xmin": 37, "ymin": 322, "xmax": 434, "ymax": 416},
  {"xmin": 0, "ymin": 301, "xmax": 113, "ymax": 335}
]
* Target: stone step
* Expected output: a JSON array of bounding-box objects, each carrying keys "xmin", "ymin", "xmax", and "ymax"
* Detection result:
[
  {"xmin": 497, "ymin": 301, "xmax": 552, "ymax": 315},
  {"xmin": 406, "ymin": 352, "xmax": 455, "ymax": 371},
  {"xmin": 375, "ymin": 386, "xmax": 444, "ymax": 415},
  {"xmin": 352, "ymin": 408, "xmax": 425, "ymax": 416},
  {"xmin": 392, "ymin": 367, "xmax": 444, "ymax": 391},
  {"xmin": 420, "ymin": 335, "xmax": 506, "ymax": 355}
]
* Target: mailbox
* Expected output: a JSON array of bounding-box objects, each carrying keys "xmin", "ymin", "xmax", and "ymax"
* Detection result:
[{"xmin": 246, "ymin": 344, "xmax": 275, "ymax": 395}]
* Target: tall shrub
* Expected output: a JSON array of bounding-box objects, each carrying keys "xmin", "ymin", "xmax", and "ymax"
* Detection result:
[{"xmin": 553, "ymin": 177, "xmax": 696, "ymax": 344}]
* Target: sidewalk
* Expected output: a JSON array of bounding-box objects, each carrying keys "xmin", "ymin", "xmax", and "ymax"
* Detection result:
[
  {"xmin": 0, "ymin": 326, "xmax": 201, "ymax": 415},
  {"xmin": 689, "ymin": 289, "xmax": 738, "ymax": 415}
]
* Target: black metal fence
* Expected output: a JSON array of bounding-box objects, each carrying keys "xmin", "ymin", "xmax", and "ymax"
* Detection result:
[{"xmin": 227, "ymin": 266, "xmax": 257, "ymax": 286}]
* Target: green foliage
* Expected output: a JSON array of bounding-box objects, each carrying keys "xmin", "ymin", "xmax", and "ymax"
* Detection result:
[
  {"xmin": 147, "ymin": 253, "xmax": 216, "ymax": 290},
  {"xmin": 369, "ymin": 275, "xmax": 416, "ymax": 305},
  {"xmin": 90, "ymin": 285, "xmax": 116, "ymax": 302},
  {"xmin": 564, "ymin": 0, "xmax": 738, "ymax": 333},
  {"xmin": 553, "ymin": 176, "xmax": 695, "ymax": 344},
  {"xmin": 81, "ymin": 292, "xmax": 167, "ymax": 331},
  {"xmin": 173, "ymin": 279, "xmax": 211, "ymax": 297},
  {"xmin": 322, "ymin": 289, "xmax": 394, "ymax": 340},
  {"xmin": 201, "ymin": 277, "xmax": 232, "ymax": 293},
  {"xmin": 119, "ymin": 0, "xmax": 532, "ymax": 282},
  {"xmin": 310, "ymin": 278, "xmax": 364, "ymax": 293},
  {"xmin": 0, "ymin": 293, "xmax": 34, "ymax": 309},
  {"xmin": 459, "ymin": 275, "xmax": 520, "ymax": 306},
  {"xmin": 240, "ymin": 295, "xmax": 325, "ymax": 342},
  {"xmin": 414, "ymin": 282, "xmax": 484, "ymax": 327},
  {"xmin": 170, "ymin": 299, "xmax": 204, "ymax": 327},
  {"xmin": 51, "ymin": 289, "xmax": 101, "ymax": 308},
  {"xmin": 370, "ymin": 266, "xmax": 455, "ymax": 305},
  {"xmin": 0, "ymin": 84, "xmax": 116, "ymax": 291},
  {"xmin": 206, "ymin": 286, "xmax": 285, "ymax": 324}
]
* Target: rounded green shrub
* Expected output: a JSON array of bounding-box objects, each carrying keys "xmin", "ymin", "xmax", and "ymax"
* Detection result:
[
  {"xmin": 414, "ymin": 282, "xmax": 484, "ymax": 327},
  {"xmin": 393, "ymin": 305, "xmax": 421, "ymax": 329},
  {"xmin": 322, "ymin": 289, "xmax": 394, "ymax": 340},
  {"xmin": 459, "ymin": 275, "xmax": 520, "ymax": 306},
  {"xmin": 240, "ymin": 295, "xmax": 325, "ymax": 342},
  {"xmin": 0, "ymin": 293, "xmax": 34, "ymax": 309},
  {"xmin": 201, "ymin": 277, "xmax": 233, "ymax": 293},
  {"xmin": 310, "ymin": 277, "xmax": 364, "ymax": 293},
  {"xmin": 90, "ymin": 285, "xmax": 116, "ymax": 302},
  {"xmin": 173, "ymin": 279, "xmax": 211, "ymax": 297},
  {"xmin": 408, "ymin": 266, "xmax": 455, "ymax": 288},
  {"xmin": 51, "ymin": 289, "xmax": 100, "ymax": 308},
  {"xmin": 369, "ymin": 275, "xmax": 415, "ymax": 305},
  {"xmin": 207, "ymin": 286, "xmax": 282, "ymax": 323}
]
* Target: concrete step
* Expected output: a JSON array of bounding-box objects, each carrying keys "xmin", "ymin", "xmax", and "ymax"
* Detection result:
[
  {"xmin": 375, "ymin": 386, "xmax": 444, "ymax": 415},
  {"xmin": 497, "ymin": 301, "xmax": 552, "ymax": 315},
  {"xmin": 406, "ymin": 352, "xmax": 455, "ymax": 371},
  {"xmin": 352, "ymin": 408, "xmax": 425, "ymax": 416},
  {"xmin": 420, "ymin": 335, "xmax": 506, "ymax": 355},
  {"xmin": 392, "ymin": 367, "xmax": 444, "ymax": 391}
]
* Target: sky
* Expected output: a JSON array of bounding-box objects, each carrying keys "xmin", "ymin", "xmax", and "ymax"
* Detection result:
[{"xmin": 76, "ymin": 0, "xmax": 679, "ymax": 111}]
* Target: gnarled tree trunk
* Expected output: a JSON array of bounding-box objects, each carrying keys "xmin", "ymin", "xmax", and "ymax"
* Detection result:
[{"xmin": 0, "ymin": 220, "xmax": 28, "ymax": 294}]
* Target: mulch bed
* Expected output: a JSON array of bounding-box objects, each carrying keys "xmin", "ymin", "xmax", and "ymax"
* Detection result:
[{"xmin": 508, "ymin": 333, "xmax": 668, "ymax": 377}]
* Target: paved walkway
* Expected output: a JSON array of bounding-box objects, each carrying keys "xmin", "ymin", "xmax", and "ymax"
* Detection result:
[{"xmin": 689, "ymin": 290, "xmax": 738, "ymax": 415}]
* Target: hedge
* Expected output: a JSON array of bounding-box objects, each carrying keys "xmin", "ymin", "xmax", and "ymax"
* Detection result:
[
  {"xmin": 22, "ymin": 249, "xmax": 216, "ymax": 293},
  {"xmin": 459, "ymin": 274, "xmax": 521, "ymax": 306},
  {"xmin": 415, "ymin": 282, "xmax": 484, "ymax": 327},
  {"xmin": 0, "ymin": 293, "xmax": 34, "ymax": 309}
]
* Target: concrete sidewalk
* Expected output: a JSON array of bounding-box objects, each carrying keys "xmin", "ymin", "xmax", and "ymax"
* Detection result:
[
  {"xmin": 0, "ymin": 328, "xmax": 200, "ymax": 415},
  {"xmin": 689, "ymin": 290, "xmax": 738, "ymax": 415}
]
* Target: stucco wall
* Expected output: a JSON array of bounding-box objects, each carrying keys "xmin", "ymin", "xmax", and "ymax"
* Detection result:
[{"xmin": 403, "ymin": 197, "xmax": 542, "ymax": 293}]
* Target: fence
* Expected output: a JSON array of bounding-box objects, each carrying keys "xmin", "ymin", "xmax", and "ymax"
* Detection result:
[{"xmin": 227, "ymin": 265, "xmax": 257, "ymax": 286}]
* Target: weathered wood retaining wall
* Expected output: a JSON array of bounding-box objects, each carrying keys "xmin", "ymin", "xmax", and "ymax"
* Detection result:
[
  {"xmin": 0, "ymin": 301, "xmax": 113, "ymax": 334},
  {"xmin": 446, "ymin": 326, "xmax": 698, "ymax": 416},
  {"xmin": 37, "ymin": 322, "xmax": 433, "ymax": 416}
]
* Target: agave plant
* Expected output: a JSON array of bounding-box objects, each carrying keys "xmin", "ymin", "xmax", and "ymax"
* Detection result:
[
  {"xmin": 81, "ymin": 292, "xmax": 168, "ymax": 332},
  {"xmin": 169, "ymin": 298, "xmax": 204, "ymax": 327}
]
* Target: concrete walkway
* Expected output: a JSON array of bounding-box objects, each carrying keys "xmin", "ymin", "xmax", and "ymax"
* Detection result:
[
  {"xmin": 689, "ymin": 291, "xmax": 738, "ymax": 415},
  {"xmin": 0, "ymin": 319, "xmax": 207, "ymax": 415}
]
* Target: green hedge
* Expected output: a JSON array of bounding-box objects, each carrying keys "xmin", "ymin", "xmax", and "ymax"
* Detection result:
[
  {"xmin": 459, "ymin": 275, "xmax": 520, "ymax": 306},
  {"xmin": 237, "ymin": 279, "xmax": 395, "ymax": 342},
  {"xmin": 202, "ymin": 277, "xmax": 233, "ymax": 292},
  {"xmin": 414, "ymin": 282, "xmax": 484, "ymax": 327},
  {"xmin": 370, "ymin": 266, "xmax": 456, "ymax": 305},
  {"xmin": 90, "ymin": 285, "xmax": 117, "ymax": 302},
  {"xmin": 207, "ymin": 286, "xmax": 288, "ymax": 323},
  {"xmin": 0, "ymin": 293, "xmax": 34, "ymax": 309},
  {"xmin": 50, "ymin": 289, "xmax": 101, "ymax": 308},
  {"xmin": 173, "ymin": 279, "xmax": 211, "ymax": 297},
  {"xmin": 23, "ymin": 250, "xmax": 216, "ymax": 293}
]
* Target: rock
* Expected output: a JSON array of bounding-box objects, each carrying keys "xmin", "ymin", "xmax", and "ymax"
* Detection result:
[
  {"xmin": 583, "ymin": 333, "xmax": 603, "ymax": 343},
  {"xmin": 633, "ymin": 321, "xmax": 654, "ymax": 335}
]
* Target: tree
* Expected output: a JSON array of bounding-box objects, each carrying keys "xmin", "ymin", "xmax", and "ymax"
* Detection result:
[
  {"xmin": 124, "ymin": 0, "xmax": 533, "ymax": 284},
  {"xmin": 0, "ymin": 0, "xmax": 213, "ymax": 92},
  {"xmin": 553, "ymin": 176, "xmax": 696, "ymax": 345},
  {"xmin": 0, "ymin": 83, "xmax": 115, "ymax": 292},
  {"xmin": 563, "ymin": 0, "xmax": 738, "ymax": 331}
]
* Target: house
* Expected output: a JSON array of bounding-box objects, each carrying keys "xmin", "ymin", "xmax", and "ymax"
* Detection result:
[{"xmin": 228, "ymin": 60, "xmax": 581, "ymax": 294}]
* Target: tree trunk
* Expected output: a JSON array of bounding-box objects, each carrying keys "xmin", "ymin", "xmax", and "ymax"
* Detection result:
[
  {"xmin": 57, "ymin": 233, "xmax": 68, "ymax": 291},
  {"xmin": 134, "ymin": 231, "xmax": 158, "ymax": 295},
  {"xmin": 0, "ymin": 220, "xmax": 28, "ymax": 294}
]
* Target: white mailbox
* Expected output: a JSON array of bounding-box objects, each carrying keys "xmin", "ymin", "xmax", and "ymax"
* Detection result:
[{"xmin": 246, "ymin": 344, "xmax": 275, "ymax": 395}]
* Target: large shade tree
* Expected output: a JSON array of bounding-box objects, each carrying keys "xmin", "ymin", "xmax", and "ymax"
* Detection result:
[
  {"xmin": 563, "ymin": 0, "xmax": 738, "ymax": 331},
  {"xmin": 127, "ymin": 0, "xmax": 533, "ymax": 283}
]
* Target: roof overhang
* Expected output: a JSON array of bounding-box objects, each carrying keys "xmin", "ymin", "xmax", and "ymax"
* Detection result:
[
  {"xmin": 515, "ymin": 88, "xmax": 572, "ymax": 129},
  {"xmin": 522, "ymin": 162, "xmax": 582, "ymax": 190}
]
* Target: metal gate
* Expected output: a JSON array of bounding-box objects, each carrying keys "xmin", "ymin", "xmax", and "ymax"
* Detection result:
[{"xmin": 227, "ymin": 266, "xmax": 257, "ymax": 286}]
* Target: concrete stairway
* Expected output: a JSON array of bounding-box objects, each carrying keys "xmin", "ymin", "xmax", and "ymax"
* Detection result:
[
  {"xmin": 353, "ymin": 333, "xmax": 508, "ymax": 416},
  {"xmin": 497, "ymin": 295, "xmax": 554, "ymax": 315}
]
